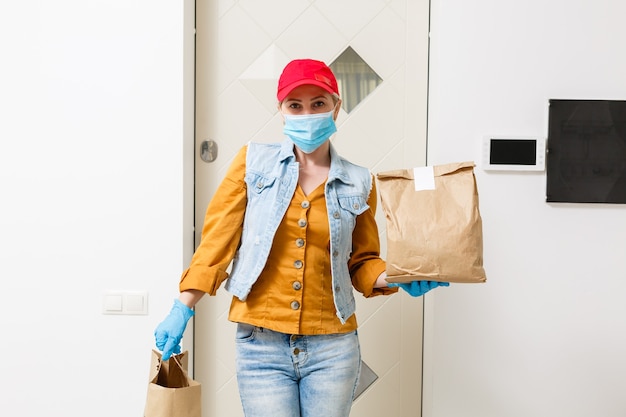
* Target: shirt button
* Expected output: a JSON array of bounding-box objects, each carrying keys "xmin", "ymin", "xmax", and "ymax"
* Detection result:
[
  {"xmin": 292, "ymin": 281, "xmax": 302, "ymax": 290},
  {"xmin": 353, "ymin": 203, "xmax": 360, "ymax": 210},
  {"xmin": 291, "ymin": 301, "xmax": 300, "ymax": 310},
  {"xmin": 301, "ymin": 201, "xmax": 310, "ymax": 209},
  {"xmin": 294, "ymin": 260, "xmax": 303, "ymax": 269},
  {"xmin": 333, "ymin": 211, "xmax": 340, "ymax": 219},
  {"xmin": 298, "ymin": 219, "xmax": 307, "ymax": 227},
  {"xmin": 295, "ymin": 238, "xmax": 305, "ymax": 247},
  {"xmin": 335, "ymin": 285, "xmax": 341, "ymax": 292},
  {"xmin": 256, "ymin": 181, "xmax": 264, "ymax": 189},
  {"xmin": 293, "ymin": 348, "xmax": 300, "ymax": 355},
  {"xmin": 332, "ymin": 250, "xmax": 339, "ymax": 257}
]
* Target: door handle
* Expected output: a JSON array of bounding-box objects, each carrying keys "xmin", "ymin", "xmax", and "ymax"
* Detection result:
[{"xmin": 200, "ymin": 140, "xmax": 218, "ymax": 163}]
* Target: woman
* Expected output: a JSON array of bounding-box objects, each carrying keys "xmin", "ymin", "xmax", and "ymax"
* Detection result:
[{"xmin": 155, "ymin": 58, "xmax": 447, "ymax": 417}]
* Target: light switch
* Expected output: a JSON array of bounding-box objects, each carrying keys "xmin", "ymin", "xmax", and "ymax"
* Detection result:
[
  {"xmin": 102, "ymin": 291, "xmax": 148, "ymax": 315},
  {"xmin": 103, "ymin": 294, "xmax": 123, "ymax": 312},
  {"xmin": 125, "ymin": 293, "xmax": 145, "ymax": 313}
]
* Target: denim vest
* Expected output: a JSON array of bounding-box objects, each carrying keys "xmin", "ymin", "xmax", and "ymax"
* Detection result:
[{"xmin": 224, "ymin": 139, "xmax": 372, "ymax": 324}]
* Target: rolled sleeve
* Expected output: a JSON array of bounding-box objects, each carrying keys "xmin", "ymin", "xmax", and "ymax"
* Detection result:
[
  {"xmin": 179, "ymin": 146, "xmax": 248, "ymax": 295},
  {"xmin": 349, "ymin": 178, "xmax": 398, "ymax": 298}
]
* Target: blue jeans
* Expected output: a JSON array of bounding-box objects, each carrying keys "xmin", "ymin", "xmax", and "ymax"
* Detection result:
[{"xmin": 235, "ymin": 324, "xmax": 361, "ymax": 417}]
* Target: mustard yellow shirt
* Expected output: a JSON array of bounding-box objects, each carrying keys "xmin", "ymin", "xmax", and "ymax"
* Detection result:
[{"xmin": 179, "ymin": 145, "xmax": 396, "ymax": 335}]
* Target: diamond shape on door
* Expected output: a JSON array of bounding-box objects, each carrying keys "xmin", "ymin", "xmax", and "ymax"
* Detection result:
[
  {"xmin": 330, "ymin": 47, "xmax": 383, "ymax": 113},
  {"xmin": 354, "ymin": 360, "xmax": 379, "ymax": 400}
]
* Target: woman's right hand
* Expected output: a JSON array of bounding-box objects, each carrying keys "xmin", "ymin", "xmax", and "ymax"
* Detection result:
[{"xmin": 154, "ymin": 299, "xmax": 195, "ymax": 360}]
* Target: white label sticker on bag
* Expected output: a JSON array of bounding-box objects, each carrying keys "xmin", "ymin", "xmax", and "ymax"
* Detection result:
[{"xmin": 413, "ymin": 166, "xmax": 436, "ymax": 191}]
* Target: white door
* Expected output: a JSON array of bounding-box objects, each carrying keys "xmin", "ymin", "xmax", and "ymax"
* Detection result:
[{"xmin": 192, "ymin": 1, "xmax": 430, "ymax": 416}]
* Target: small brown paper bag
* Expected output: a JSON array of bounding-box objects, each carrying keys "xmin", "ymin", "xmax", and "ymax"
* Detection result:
[
  {"xmin": 376, "ymin": 161, "xmax": 487, "ymax": 284},
  {"xmin": 144, "ymin": 350, "xmax": 201, "ymax": 417}
]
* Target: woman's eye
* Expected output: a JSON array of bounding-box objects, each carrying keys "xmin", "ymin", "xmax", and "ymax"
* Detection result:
[{"xmin": 313, "ymin": 101, "xmax": 327, "ymax": 109}]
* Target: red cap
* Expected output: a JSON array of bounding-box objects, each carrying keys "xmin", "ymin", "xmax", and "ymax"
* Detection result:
[{"xmin": 277, "ymin": 59, "xmax": 339, "ymax": 102}]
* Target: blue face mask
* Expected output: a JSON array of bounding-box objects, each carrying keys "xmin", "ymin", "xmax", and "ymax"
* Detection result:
[{"xmin": 282, "ymin": 109, "xmax": 337, "ymax": 154}]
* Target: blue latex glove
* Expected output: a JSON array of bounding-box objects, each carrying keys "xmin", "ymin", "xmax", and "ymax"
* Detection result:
[
  {"xmin": 154, "ymin": 299, "xmax": 195, "ymax": 360},
  {"xmin": 388, "ymin": 280, "xmax": 450, "ymax": 297}
]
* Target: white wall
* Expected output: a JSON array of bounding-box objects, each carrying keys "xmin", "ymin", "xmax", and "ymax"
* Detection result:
[
  {"xmin": 0, "ymin": 2, "xmax": 193, "ymax": 416},
  {"xmin": 425, "ymin": 1, "xmax": 626, "ymax": 416}
]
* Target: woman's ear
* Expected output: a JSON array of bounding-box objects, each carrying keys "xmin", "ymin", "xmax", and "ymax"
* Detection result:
[
  {"xmin": 277, "ymin": 102, "xmax": 286, "ymax": 123},
  {"xmin": 333, "ymin": 99, "xmax": 342, "ymax": 120}
]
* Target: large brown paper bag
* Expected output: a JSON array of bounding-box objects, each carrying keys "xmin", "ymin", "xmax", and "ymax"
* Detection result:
[
  {"xmin": 376, "ymin": 161, "xmax": 486, "ymax": 284},
  {"xmin": 144, "ymin": 350, "xmax": 201, "ymax": 417}
]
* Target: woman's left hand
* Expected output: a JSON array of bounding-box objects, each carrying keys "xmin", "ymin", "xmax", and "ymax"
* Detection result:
[{"xmin": 387, "ymin": 280, "xmax": 450, "ymax": 297}]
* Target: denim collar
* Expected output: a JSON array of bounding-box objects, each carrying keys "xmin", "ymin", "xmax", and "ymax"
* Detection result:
[{"xmin": 279, "ymin": 139, "xmax": 354, "ymax": 186}]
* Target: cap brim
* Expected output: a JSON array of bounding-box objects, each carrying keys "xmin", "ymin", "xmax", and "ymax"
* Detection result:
[{"xmin": 277, "ymin": 80, "xmax": 337, "ymax": 102}]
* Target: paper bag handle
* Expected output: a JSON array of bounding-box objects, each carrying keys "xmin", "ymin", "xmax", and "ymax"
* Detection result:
[{"xmin": 168, "ymin": 353, "xmax": 190, "ymax": 388}]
